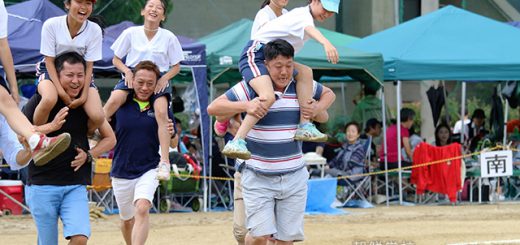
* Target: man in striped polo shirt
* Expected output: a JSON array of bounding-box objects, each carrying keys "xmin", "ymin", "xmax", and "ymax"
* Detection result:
[{"xmin": 208, "ymin": 39, "xmax": 335, "ymax": 244}]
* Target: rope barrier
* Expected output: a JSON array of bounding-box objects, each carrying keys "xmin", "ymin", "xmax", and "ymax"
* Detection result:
[{"xmin": 0, "ymin": 145, "xmax": 511, "ymax": 183}]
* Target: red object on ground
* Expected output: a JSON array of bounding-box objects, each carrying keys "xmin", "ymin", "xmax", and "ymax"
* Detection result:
[{"xmin": 0, "ymin": 180, "xmax": 24, "ymax": 215}]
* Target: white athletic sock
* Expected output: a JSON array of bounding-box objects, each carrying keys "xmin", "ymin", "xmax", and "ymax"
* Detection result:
[{"xmin": 28, "ymin": 134, "xmax": 42, "ymax": 151}]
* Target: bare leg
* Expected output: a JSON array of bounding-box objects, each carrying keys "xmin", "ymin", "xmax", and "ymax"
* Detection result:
[
  {"xmin": 274, "ymin": 240, "xmax": 293, "ymax": 245},
  {"xmin": 104, "ymin": 90, "xmax": 129, "ymax": 120},
  {"xmin": 246, "ymin": 234, "xmax": 269, "ymax": 245},
  {"xmin": 68, "ymin": 235, "xmax": 88, "ymax": 245},
  {"xmin": 121, "ymin": 217, "xmax": 135, "ymax": 245},
  {"xmin": 84, "ymin": 87, "xmax": 105, "ymax": 135},
  {"xmin": 0, "ymin": 86, "xmax": 35, "ymax": 139},
  {"xmin": 294, "ymin": 62, "xmax": 313, "ymax": 124},
  {"xmin": 234, "ymin": 75, "xmax": 275, "ymax": 140},
  {"xmin": 153, "ymin": 96, "xmax": 170, "ymax": 163},
  {"xmin": 132, "ymin": 199, "xmax": 152, "ymax": 245},
  {"xmin": 33, "ymin": 79, "xmax": 58, "ymax": 126}
]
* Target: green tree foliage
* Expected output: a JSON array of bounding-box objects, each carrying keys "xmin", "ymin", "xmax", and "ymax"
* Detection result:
[{"xmin": 7, "ymin": 0, "xmax": 172, "ymax": 26}]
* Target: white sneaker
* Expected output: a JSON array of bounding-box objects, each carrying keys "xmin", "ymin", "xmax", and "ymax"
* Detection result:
[{"xmin": 157, "ymin": 161, "xmax": 171, "ymax": 181}]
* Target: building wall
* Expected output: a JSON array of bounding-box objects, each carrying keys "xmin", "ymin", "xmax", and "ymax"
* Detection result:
[{"xmin": 164, "ymin": 0, "xmax": 336, "ymax": 39}]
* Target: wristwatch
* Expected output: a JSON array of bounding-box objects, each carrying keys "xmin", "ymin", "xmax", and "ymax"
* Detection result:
[{"xmin": 86, "ymin": 151, "xmax": 93, "ymax": 163}]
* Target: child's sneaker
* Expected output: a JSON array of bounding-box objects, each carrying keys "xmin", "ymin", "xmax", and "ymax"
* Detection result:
[
  {"xmin": 294, "ymin": 122, "xmax": 327, "ymax": 142},
  {"xmin": 222, "ymin": 139, "xmax": 251, "ymax": 160},
  {"xmin": 157, "ymin": 161, "xmax": 171, "ymax": 181},
  {"xmin": 32, "ymin": 133, "xmax": 72, "ymax": 166},
  {"xmin": 214, "ymin": 120, "xmax": 230, "ymax": 137}
]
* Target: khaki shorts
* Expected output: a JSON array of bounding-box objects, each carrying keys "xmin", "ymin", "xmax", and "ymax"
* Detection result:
[{"xmin": 241, "ymin": 167, "xmax": 309, "ymax": 242}]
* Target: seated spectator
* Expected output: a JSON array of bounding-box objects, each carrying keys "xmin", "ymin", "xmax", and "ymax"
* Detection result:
[
  {"xmin": 360, "ymin": 118, "xmax": 381, "ymax": 163},
  {"xmin": 379, "ymin": 108, "xmax": 415, "ymax": 170},
  {"xmin": 402, "ymin": 126, "xmax": 422, "ymax": 163},
  {"xmin": 452, "ymin": 108, "xmax": 469, "ymax": 135},
  {"xmin": 325, "ymin": 122, "xmax": 367, "ymax": 182},
  {"xmin": 466, "ymin": 108, "xmax": 488, "ymax": 152},
  {"xmin": 435, "ymin": 123, "xmax": 452, "ymax": 147}
]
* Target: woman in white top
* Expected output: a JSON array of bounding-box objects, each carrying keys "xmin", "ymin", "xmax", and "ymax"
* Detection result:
[
  {"xmin": 103, "ymin": 0, "xmax": 184, "ymax": 181},
  {"xmin": 251, "ymin": 0, "xmax": 289, "ymax": 38},
  {"xmin": 34, "ymin": 0, "xmax": 104, "ymax": 135}
]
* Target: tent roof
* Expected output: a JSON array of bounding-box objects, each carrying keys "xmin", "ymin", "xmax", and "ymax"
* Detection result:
[
  {"xmin": 6, "ymin": 0, "xmax": 65, "ymax": 73},
  {"xmin": 349, "ymin": 5, "xmax": 520, "ymax": 81},
  {"xmin": 199, "ymin": 19, "xmax": 383, "ymax": 88}
]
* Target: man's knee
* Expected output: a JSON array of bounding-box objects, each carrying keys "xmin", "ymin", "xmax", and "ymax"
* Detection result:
[
  {"xmin": 134, "ymin": 199, "xmax": 151, "ymax": 218},
  {"xmin": 68, "ymin": 235, "xmax": 88, "ymax": 245},
  {"xmin": 233, "ymin": 223, "xmax": 248, "ymax": 243}
]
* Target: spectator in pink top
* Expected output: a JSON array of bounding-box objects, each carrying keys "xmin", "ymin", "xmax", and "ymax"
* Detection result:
[{"xmin": 379, "ymin": 108, "xmax": 415, "ymax": 170}]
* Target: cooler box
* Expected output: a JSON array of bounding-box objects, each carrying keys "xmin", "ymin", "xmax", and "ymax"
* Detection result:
[{"xmin": 0, "ymin": 180, "xmax": 24, "ymax": 215}]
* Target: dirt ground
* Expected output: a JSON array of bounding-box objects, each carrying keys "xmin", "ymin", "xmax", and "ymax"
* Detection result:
[{"xmin": 1, "ymin": 203, "xmax": 520, "ymax": 245}]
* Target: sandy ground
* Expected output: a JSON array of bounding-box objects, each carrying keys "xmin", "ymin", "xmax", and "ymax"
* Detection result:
[{"xmin": 1, "ymin": 203, "xmax": 520, "ymax": 245}]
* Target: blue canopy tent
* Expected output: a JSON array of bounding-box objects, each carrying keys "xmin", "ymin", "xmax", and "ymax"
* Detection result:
[
  {"xmin": 4, "ymin": 0, "xmax": 211, "ymax": 211},
  {"xmin": 349, "ymin": 5, "xmax": 520, "ymax": 81},
  {"xmin": 349, "ymin": 5, "xmax": 520, "ymax": 205},
  {"xmin": 4, "ymin": 0, "xmax": 64, "ymax": 73}
]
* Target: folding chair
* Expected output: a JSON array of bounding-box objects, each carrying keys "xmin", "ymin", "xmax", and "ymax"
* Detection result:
[
  {"xmin": 88, "ymin": 158, "xmax": 114, "ymax": 213},
  {"xmin": 338, "ymin": 137, "xmax": 373, "ymax": 205}
]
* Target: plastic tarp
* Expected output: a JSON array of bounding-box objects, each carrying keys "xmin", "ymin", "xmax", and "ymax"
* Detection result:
[
  {"xmin": 305, "ymin": 178, "xmax": 345, "ymax": 215},
  {"xmin": 349, "ymin": 5, "xmax": 520, "ymax": 81},
  {"xmin": 199, "ymin": 18, "xmax": 383, "ymax": 89}
]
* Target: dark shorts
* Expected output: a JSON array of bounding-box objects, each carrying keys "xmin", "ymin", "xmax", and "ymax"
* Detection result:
[
  {"xmin": 0, "ymin": 75, "xmax": 10, "ymax": 94},
  {"xmin": 238, "ymin": 40, "xmax": 298, "ymax": 84},
  {"xmin": 238, "ymin": 40, "xmax": 269, "ymax": 83},
  {"xmin": 36, "ymin": 61, "xmax": 97, "ymax": 89},
  {"xmin": 113, "ymin": 73, "xmax": 172, "ymax": 103}
]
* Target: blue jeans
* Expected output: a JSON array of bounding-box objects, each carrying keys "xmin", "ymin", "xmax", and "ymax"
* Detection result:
[{"xmin": 25, "ymin": 185, "xmax": 91, "ymax": 245}]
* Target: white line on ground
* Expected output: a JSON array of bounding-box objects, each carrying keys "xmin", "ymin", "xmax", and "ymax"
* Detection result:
[{"xmin": 447, "ymin": 239, "xmax": 520, "ymax": 245}]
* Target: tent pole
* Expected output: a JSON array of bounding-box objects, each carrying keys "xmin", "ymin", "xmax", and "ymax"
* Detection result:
[
  {"xmin": 460, "ymin": 82, "xmax": 466, "ymax": 145},
  {"xmin": 341, "ymin": 83, "xmax": 347, "ymax": 116},
  {"xmin": 503, "ymin": 94, "xmax": 509, "ymax": 147},
  {"xmin": 397, "ymin": 80, "xmax": 403, "ymax": 205},
  {"xmin": 381, "ymin": 85, "xmax": 390, "ymax": 206}
]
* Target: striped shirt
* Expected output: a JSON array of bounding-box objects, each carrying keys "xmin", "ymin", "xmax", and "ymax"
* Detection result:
[{"xmin": 226, "ymin": 79, "xmax": 323, "ymax": 174}]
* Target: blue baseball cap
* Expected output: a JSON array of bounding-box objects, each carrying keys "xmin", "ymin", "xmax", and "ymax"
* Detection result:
[{"xmin": 322, "ymin": 0, "xmax": 340, "ymax": 13}]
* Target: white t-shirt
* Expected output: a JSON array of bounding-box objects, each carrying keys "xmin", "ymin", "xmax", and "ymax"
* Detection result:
[
  {"xmin": 453, "ymin": 119, "xmax": 470, "ymax": 134},
  {"xmin": 252, "ymin": 6, "xmax": 315, "ymax": 53},
  {"xmin": 40, "ymin": 15, "xmax": 102, "ymax": 62},
  {"xmin": 0, "ymin": 0, "xmax": 7, "ymax": 39},
  {"xmin": 251, "ymin": 5, "xmax": 288, "ymax": 39},
  {"xmin": 111, "ymin": 26, "xmax": 184, "ymax": 72}
]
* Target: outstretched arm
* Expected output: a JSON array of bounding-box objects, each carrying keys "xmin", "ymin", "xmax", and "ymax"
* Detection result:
[
  {"xmin": 304, "ymin": 26, "xmax": 339, "ymax": 64},
  {"xmin": 0, "ymin": 38, "xmax": 19, "ymax": 103}
]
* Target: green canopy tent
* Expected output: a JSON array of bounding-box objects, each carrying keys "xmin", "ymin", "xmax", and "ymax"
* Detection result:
[{"xmin": 199, "ymin": 19, "xmax": 383, "ymax": 89}]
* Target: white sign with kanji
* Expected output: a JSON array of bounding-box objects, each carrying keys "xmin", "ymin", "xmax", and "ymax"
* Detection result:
[{"xmin": 480, "ymin": 150, "xmax": 513, "ymax": 178}]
